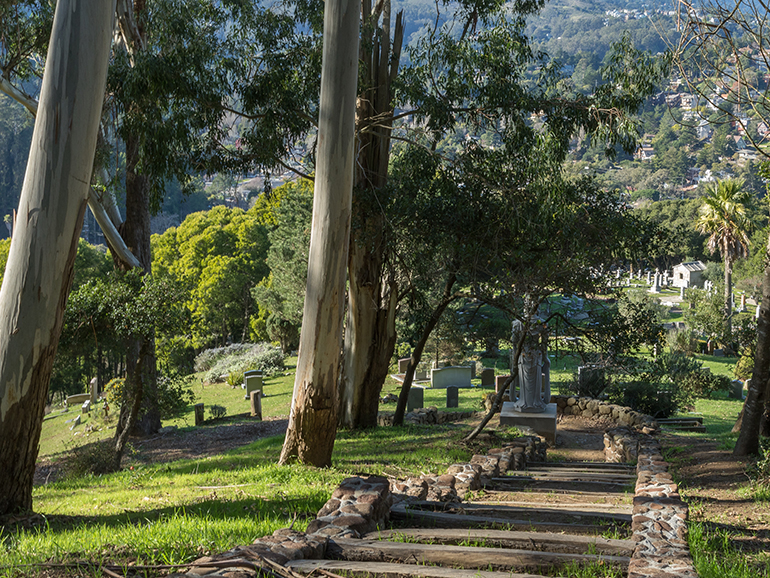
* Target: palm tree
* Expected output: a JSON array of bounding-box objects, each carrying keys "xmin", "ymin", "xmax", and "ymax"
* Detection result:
[{"xmin": 696, "ymin": 178, "xmax": 753, "ymax": 347}]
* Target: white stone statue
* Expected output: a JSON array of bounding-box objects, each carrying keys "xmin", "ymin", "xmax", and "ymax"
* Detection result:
[{"xmin": 509, "ymin": 319, "xmax": 550, "ymax": 413}]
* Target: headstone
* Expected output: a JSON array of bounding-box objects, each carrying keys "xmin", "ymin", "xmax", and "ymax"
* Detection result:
[
  {"xmin": 244, "ymin": 369, "xmax": 263, "ymax": 378},
  {"xmin": 739, "ymin": 294, "xmax": 747, "ymax": 313},
  {"xmin": 250, "ymin": 390, "xmax": 263, "ymax": 419},
  {"xmin": 714, "ymin": 348, "xmax": 725, "ymax": 357},
  {"xmin": 480, "ymin": 368, "xmax": 495, "ymax": 387},
  {"xmin": 495, "ymin": 375, "xmax": 511, "ymax": 394},
  {"xmin": 398, "ymin": 358, "xmax": 411, "ymax": 374},
  {"xmin": 649, "ymin": 272, "xmax": 661, "ymax": 294},
  {"xmin": 89, "ymin": 377, "xmax": 98, "ymax": 403},
  {"xmin": 66, "ymin": 393, "xmax": 91, "ymax": 407},
  {"xmin": 69, "ymin": 415, "xmax": 81, "ymax": 431},
  {"xmin": 680, "ymin": 286, "xmax": 686, "ymax": 299},
  {"xmin": 446, "ymin": 386, "xmax": 459, "ymax": 408},
  {"xmin": 194, "ymin": 403, "xmax": 205, "ymax": 426},
  {"xmin": 728, "ymin": 380, "xmax": 743, "ymax": 399},
  {"xmin": 81, "ymin": 400, "xmax": 91, "ymax": 414},
  {"xmin": 758, "ymin": 304, "xmax": 762, "ymax": 320},
  {"xmin": 431, "ymin": 366, "xmax": 472, "ymax": 388},
  {"xmin": 407, "ymin": 386, "xmax": 424, "ymax": 412},
  {"xmin": 577, "ymin": 365, "xmax": 605, "ymax": 395},
  {"xmin": 244, "ymin": 374, "xmax": 263, "ymax": 400},
  {"xmin": 646, "ymin": 271, "xmax": 652, "ymax": 284}
]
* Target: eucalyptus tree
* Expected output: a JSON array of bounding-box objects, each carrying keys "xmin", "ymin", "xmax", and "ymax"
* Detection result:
[
  {"xmin": 279, "ymin": 0, "xmax": 359, "ymax": 466},
  {"xmin": 0, "ymin": 0, "xmax": 113, "ymax": 517}
]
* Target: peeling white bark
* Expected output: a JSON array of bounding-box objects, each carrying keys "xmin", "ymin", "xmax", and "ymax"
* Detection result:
[
  {"xmin": 0, "ymin": 0, "xmax": 115, "ymax": 515},
  {"xmin": 2, "ymin": 66, "xmax": 140, "ymax": 269},
  {"xmin": 279, "ymin": 0, "xmax": 360, "ymax": 466}
]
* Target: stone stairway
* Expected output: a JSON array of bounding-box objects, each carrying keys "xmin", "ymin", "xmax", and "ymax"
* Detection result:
[{"xmin": 175, "ymin": 431, "xmax": 697, "ymax": 578}]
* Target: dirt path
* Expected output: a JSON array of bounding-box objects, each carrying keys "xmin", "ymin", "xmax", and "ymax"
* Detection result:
[{"xmin": 660, "ymin": 431, "xmax": 770, "ymax": 565}]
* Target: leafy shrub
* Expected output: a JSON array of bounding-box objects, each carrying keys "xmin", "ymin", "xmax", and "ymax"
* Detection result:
[
  {"xmin": 226, "ymin": 371, "xmax": 245, "ymax": 388},
  {"xmin": 604, "ymin": 353, "xmax": 701, "ymax": 418},
  {"xmin": 157, "ymin": 335, "xmax": 196, "ymax": 375},
  {"xmin": 680, "ymin": 369, "xmax": 731, "ymax": 399},
  {"xmin": 605, "ymin": 377, "xmax": 681, "ymax": 418},
  {"xmin": 667, "ymin": 328, "xmax": 700, "ymax": 355},
  {"xmin": 208, "ymin": 404, "xmax": 227, "ymax": 420},
  {"xmin": 734, "ymin": 353, "xmax": 754, "ymax": 381},
  {"xmin": 194, "ymin": 343, "xmax": 252, "ymax": 372},
  {"xmin": 104, "ymin": 377, "xmax": 126, "ymax": 407},
  {"xmin": 157, "ymin": 374, "xmax": 196, "ymax": 419},
  {"xmin": 65, "ymin": 439, "xmax": 118, "ymax": 476},
  {"xmin": 198, "ymin": 342, "xmax": 285, "ymax": 383}
]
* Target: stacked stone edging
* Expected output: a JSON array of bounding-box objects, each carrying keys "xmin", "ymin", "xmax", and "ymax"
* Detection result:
[
  {"xmin": 629, "ymin": 438, "xmax": 697, "ymax": 578},
  {"xmin": 604, "ymin": 426, "xmax": 640, "ymax": 463},
  {"xmin": 377, "ymin": 406, "xmax": 477, "ymax": 426},
  {"xmin": 552, "ymin": 395, "xmax": 658, "ymax": 432},
  {"xmin": 306, "ymin": 475, "xmax": 392, "ymax": 538},
  {"xmin": 179, "ymin": 407, "xmax": 700, "ymax": 578}
]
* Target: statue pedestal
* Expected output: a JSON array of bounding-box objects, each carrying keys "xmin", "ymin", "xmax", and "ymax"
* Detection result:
[{"xmin": 500, "ymin": 402, "xmax": 557, "ymax": 444}]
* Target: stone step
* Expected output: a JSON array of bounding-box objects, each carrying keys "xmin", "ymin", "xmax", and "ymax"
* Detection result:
[
  {"xmin": 390, "ymin": 502, "xmax": 628, "ymax": 535},
  {"xmin": 400, "ymin": 500, "xmax": 632, "ymax": 523},
  {"xmin": 324, "ymin": 537, "xmax": 631, "ymax": 573},
  {"xmin": 287, "ymin": 559, "xmax": 556, "ymax": 578},
  {"xmin": 525, "ymin": 461, "xmax": 636, "ymax": 472},
  {"xmin": 365, "ymin": 528, "xmax": 635, "ymax": 556}
]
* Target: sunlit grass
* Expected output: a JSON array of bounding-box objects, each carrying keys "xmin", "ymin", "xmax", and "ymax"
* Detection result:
[{"xmin": 688, "ymin": 522, "xmax": 770, "ymax": 578}]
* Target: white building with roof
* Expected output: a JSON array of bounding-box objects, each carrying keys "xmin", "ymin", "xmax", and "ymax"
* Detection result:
[{"xmin": 672, "ymin": 261, "xmax": 707, "ymax": 288}]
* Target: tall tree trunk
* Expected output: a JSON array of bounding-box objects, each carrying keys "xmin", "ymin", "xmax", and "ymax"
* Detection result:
[
  {"xmin": 340, "ymin": 235, "xmax": 398, "ymax": 428},
  {"xmin": 109, "ymin": 0, "xmax": 160, "ymax": 457},
  {"xmin": 279, "ymin": 0, "xmax": 359, "ymax": 466},
  {"xmin": 0, "ymin": 0, "xmax": 113, "ymax": 516},
  {"xmin": 734, "ymin": 235, "xmax": 770, "ymax": 456},
  {"xmin": 112, "ymin": 133, "xmax": 160, "ymax": 467},
  {"xmin": 393, "ymin": 274, "xmax": 459, "ymax": 425},
  {"xmin": 339, "ymin": 2, "xmax": 403, "ymax": 429},
  {"xmin": 724, "ymin": 256, "xmax": 733, "ymax": 346}
]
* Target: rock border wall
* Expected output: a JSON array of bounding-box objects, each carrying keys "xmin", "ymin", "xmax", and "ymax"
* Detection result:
[
  {"xmin": 629, "ymin": 438, "xmax": 697, "ymax": 578},
  {"xmin": 178, "ymin": 402, "xmax": 696, "ymax": 578},
  {"xmin": 377, "ymin": 406, "xmax": 477, "ymax": 426}
]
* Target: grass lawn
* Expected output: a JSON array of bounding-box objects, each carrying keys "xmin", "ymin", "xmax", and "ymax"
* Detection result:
[{"xmin": 14, "ymin": 348, "xmax": 763, "ymax": 578}]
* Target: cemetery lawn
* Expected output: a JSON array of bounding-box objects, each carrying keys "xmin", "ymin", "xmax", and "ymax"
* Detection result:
[{"xmin": 6, "ymin": 354, "xmax": 768, "ymax": 577}]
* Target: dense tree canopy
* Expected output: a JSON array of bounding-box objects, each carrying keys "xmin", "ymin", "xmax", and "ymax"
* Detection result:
[{"xmin": 152, "ymin": 205, "xmax": 270, "ymax": 349}]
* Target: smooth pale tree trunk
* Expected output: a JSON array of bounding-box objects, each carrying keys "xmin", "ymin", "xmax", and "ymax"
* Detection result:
[
  {"xmin": 734, "ymin": 234, "xmax": 770, "ymax": 456},
  {"xmin": 278, "ymin": 0, "xmax": 359, "ymax": 467},
  {"xmin": 0, "ymin": 0, "xmax": 114, "ymax": 516}
]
